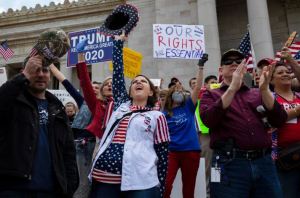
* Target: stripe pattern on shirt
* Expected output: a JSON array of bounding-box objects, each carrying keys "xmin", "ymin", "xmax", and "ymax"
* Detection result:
[{"xmin": 155, "ymin": 114, "xmax": 170, "ymax": 144}]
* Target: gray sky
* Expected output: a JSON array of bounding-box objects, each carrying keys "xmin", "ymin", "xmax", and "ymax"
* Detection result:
[{"xmin": 0, "ymin": 0, "xmax": 66, "ymax": 13}]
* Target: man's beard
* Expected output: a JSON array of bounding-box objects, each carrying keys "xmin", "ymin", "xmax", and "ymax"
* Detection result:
[{"xmin": 28, "ymin": 83, "xmax": 47, "ymax": 95}]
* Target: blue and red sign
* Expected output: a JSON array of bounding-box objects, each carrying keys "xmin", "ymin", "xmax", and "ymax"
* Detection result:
[{"xmin": 67, "ymin": 28, "xmax": 113, "ymax": 67}]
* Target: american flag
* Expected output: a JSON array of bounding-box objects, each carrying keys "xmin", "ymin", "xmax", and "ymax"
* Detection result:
[
  {"xmin": 29, "ymin": 47, "xmax": 38, "ymax": 57},
  {"xmin": 238, "ymin": 31, "xmax": 254, "ymax": 70},
  {"xmin": 295, "ymin": 50, "xmax": 300, "ymax": 60},
  {"xmin": 29, "ymin": 43, "xmax": 39, "ymax": 57},
  {"xmin": 275, "ymin": 41, "xmax": 300, "ymax": 64},
  {"xmin": 0, "ymin": 40, "xmax": 14, "ymax": 61}
]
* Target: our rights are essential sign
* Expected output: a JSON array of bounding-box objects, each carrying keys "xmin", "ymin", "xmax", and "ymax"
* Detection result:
[
  {"xmin": 153, "ymin": 24, "xmax": 205, "ymax": 59},
  {"xmin": 67, "ymin": 28, "xmax": 113, "ymax": 67}
]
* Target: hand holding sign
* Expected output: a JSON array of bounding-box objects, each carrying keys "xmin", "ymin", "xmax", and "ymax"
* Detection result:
[
  {"xmin": 76, "ymin": 38, "xmax": 88, "ymax": 53},
  {"xmin": 76, "ymin": 38, "xmax": 88, "ymax": 63}
]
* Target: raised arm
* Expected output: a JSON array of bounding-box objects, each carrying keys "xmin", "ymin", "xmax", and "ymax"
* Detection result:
[
  {"xmin": 112, "ymin": 37, "xmax": 129, "ymax": 110},
  {"xmin": 49, "ymin": 64, "xmax": 66, "ymax": 82},
  {"xmin": 281, "ymin": 47, "xmax": 300, "ymax": 82},
  {"xmin": 221, "ymin": 60, "xmax": 247, "ymax": 109},
  {"xmin": 259, "ymin": 63, "xmax": 276, "ymax": 110},
  {"xmin": 191, "ymin": 54, "xmax": 207, "ymax": 105},
  {"xmin": 76, "ymin": 53, "xmax": 98, "ymax": 116},
  {"xmin": 259, "ymin": 63, "xmax": 288, "ymax": 127},
  {"xmin": 200, "ymin": 60, "xmax": 248, "ymax": 128},
  {"xmin": 49, "ymin": 64, "xmax": 84, "ymax": 108}
]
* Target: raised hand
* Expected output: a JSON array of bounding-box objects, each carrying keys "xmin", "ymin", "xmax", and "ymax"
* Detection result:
[
  {"xmin": 228, "ymin": 59, "xmax": 247, "ymax": 92},
  {"xmin": 259, "ymin": 61, "xmax": 276, "ymax": 92},
  {"xmin": 23, "ymin": 55, "xmax": 43, "ymax": 80},
  {"xmin": 114, "ymin": 30, "xmax": 128, "ymax": 41},
  {"xmin": 76, "ymin": 38, "xmax": 88, "ymax": 53},
  {"xmin": 76, "ymin": 38, "xmax": 88, "ymax": 63},
  {"xmin": 198, "ymin": 53, "xmax": 208, "ymax": 67},
  {"xmin": 280, "ymin": 47, "xmax": 293, "ymax": 61}
]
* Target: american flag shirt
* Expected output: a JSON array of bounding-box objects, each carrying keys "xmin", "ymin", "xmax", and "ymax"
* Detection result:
[
  {"xmin": 92, "ymin": 105, "xmax": 169, "ymax": 184},
  {"xmin": 91, "ymin": 40, "xmax": 169, "ymax": 196}
]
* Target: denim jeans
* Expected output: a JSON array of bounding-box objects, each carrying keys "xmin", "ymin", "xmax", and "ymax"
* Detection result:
[
  {"xmin": 0, "ymin": 190, "xmax": 57, "ymax": 198},
  {"xmin": 277, "ymin": 167, "xmax": 300, "ymax": 198},
  {"xmin": 73, "ymin": 139, "xmax": 95, "ymax": 198},
  {"xmin": 210, "ymin": 152, "xmax": 283, "ymax": 198},
  {"xmin": 90, "ymin": 182, "xmax": 160, "ymax": 198}
]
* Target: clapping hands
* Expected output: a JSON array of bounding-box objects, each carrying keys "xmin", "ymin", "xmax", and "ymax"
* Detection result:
[
  {"xmin": 228, "ymin": 59, "xmax": 248, "ymax": 92},
  {"xmin": 259, "ymin": 61, "xmax": 276, "ymax": 92}
]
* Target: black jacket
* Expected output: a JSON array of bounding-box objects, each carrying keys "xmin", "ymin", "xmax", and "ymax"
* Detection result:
[{"xmin": 0, "ymin": 74, "xmax": 79, "ymax": 197}]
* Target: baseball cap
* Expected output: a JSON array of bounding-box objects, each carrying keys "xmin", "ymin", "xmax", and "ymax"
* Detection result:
[
  {"xmin": 221, "ymin": 49, "xmax": 245, "ymax": 65},
  {"xmin": 257, "ymin": 58, "xmax": 273, "ymax": 68}
]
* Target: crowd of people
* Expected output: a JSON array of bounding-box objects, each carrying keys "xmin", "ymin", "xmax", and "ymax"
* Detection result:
[{"xmin": 0, "ymin": 27, "xmax": 300, "ymax": 198}]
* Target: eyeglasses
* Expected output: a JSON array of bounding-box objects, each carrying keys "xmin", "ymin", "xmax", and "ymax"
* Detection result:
[{"xmin": 222, "ymin": 59, "xmax": 243, "ymax": 65}]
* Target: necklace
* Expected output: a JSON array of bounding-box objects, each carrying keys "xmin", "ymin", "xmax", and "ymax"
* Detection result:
[{"xmin": 275, "ymin": 92, "xmax": 295, "ymax": 103}]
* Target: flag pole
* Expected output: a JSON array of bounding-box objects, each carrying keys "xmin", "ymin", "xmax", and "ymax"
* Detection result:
[{"xmin": 247, "ymin": 24, "xmax": 256, "ymax": 67}]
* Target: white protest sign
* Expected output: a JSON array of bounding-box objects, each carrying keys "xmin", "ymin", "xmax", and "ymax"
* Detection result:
[
  {"xmin": 150, "ymin": 79, "xmax": 161, "ymax": 87},
  {"xmin": 47, "ymin": 89, "xmax": 77, "ymax": 107},
  {"xmin": 153, "ymin": 24, "xmax": 205, "ymax": 59},
  {"xmin": 0, "ymin": 67, "xmax": 7, "ymax": 86}
]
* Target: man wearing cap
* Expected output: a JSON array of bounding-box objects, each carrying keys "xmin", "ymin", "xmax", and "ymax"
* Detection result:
[
  {"xmin": 200, "ymin": 49, "xmax": 287, "ymax": 198},
  {"xmin": 0, "ymin": 30, "xmax": 78, "ymax": 197}
]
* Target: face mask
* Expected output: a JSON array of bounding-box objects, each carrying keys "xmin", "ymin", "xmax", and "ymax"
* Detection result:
[{"xmin": 172, "ymin": 91, "xmax": 184, "ymax": 103}]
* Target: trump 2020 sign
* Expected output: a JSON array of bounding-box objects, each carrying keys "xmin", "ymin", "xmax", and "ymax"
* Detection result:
[
  {"xmin": 153, "ymin": 24, "xmax": 205, "ymax": 59},
  {"xmin": 67, "ymin": 28, "xmax": 113, "ymax": 67}
]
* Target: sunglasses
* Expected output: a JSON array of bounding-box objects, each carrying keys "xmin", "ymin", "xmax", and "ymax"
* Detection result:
[{"xmin": 222, "ymin": 59, "xmax": 243, "ymax": 65}]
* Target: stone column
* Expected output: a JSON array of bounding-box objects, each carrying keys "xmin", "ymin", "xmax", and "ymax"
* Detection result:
[
  {"xmin": 59, "ymin": 59, "xmax": 72, "ymax": 90},
  {"xmin": 91, "ymin": 62, "xmax": 112, "ymax": 83},
  {"xmin": 247, "ymin": 0, "xmax": 274, "ymax": 62},
  {"xmin": 197, "ymin": 0, "xmax": 221, "ymax": 77}
]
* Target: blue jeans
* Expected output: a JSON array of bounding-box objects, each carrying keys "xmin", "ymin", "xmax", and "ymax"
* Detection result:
[
  {"xmin": 0, "ymin": 190, "xmax": 57, "ymax": 198},
  {"xmin": 277, "ymin": 167, "xmax": 300, "ymax": 198},
  {"xmin": 210, "ymin": 152, "xmax": 283, "ymax": 198},
  {"xmin": 73, "ymin": 139, "xmax": 95, "ymax": 198},
  {"xmin": 90, "ymin": 182, "xmax": 160, "ymax": 198}
]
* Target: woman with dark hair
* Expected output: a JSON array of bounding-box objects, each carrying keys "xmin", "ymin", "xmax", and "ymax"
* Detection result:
[
  {"xmin": 89, "ymin": 34, "xmax": 170, "ymax": 198},
  {"xmin": 163, "ymin": 58, "xmax": 204, "ymax": 198},
  {"xmin": 270, "ymin": 52, "xmax": 300, "ymax": 198}
]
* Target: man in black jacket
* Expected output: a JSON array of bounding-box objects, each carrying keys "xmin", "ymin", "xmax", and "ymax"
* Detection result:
[{"xmin": 0, "ymin": 55, "xmax": 79, "ymax": 197}]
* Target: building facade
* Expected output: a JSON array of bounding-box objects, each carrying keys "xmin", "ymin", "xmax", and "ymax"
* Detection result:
[{"xmin": 1, "ymin": 0, "xmax": 300, "ymax": 89}]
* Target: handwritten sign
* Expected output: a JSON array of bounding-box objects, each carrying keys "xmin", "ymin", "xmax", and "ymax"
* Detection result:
[
  {"xmin": 150, "ymin": 79, "xmax": 161, "ymax": 87},
  {"xmin": 67, "ymin": 28, "xmax": 113, "ymax": 67},
  {"xmin": 48, "ymin": 89, "xmax": 77, "ymax": 106},
  {"xmin": 109, "ymin": 47, "xmax": 143, "ymax": 79},
  {"xmin": 153, "ymin": 24, "xmax": 205, "ymax": 59}
]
